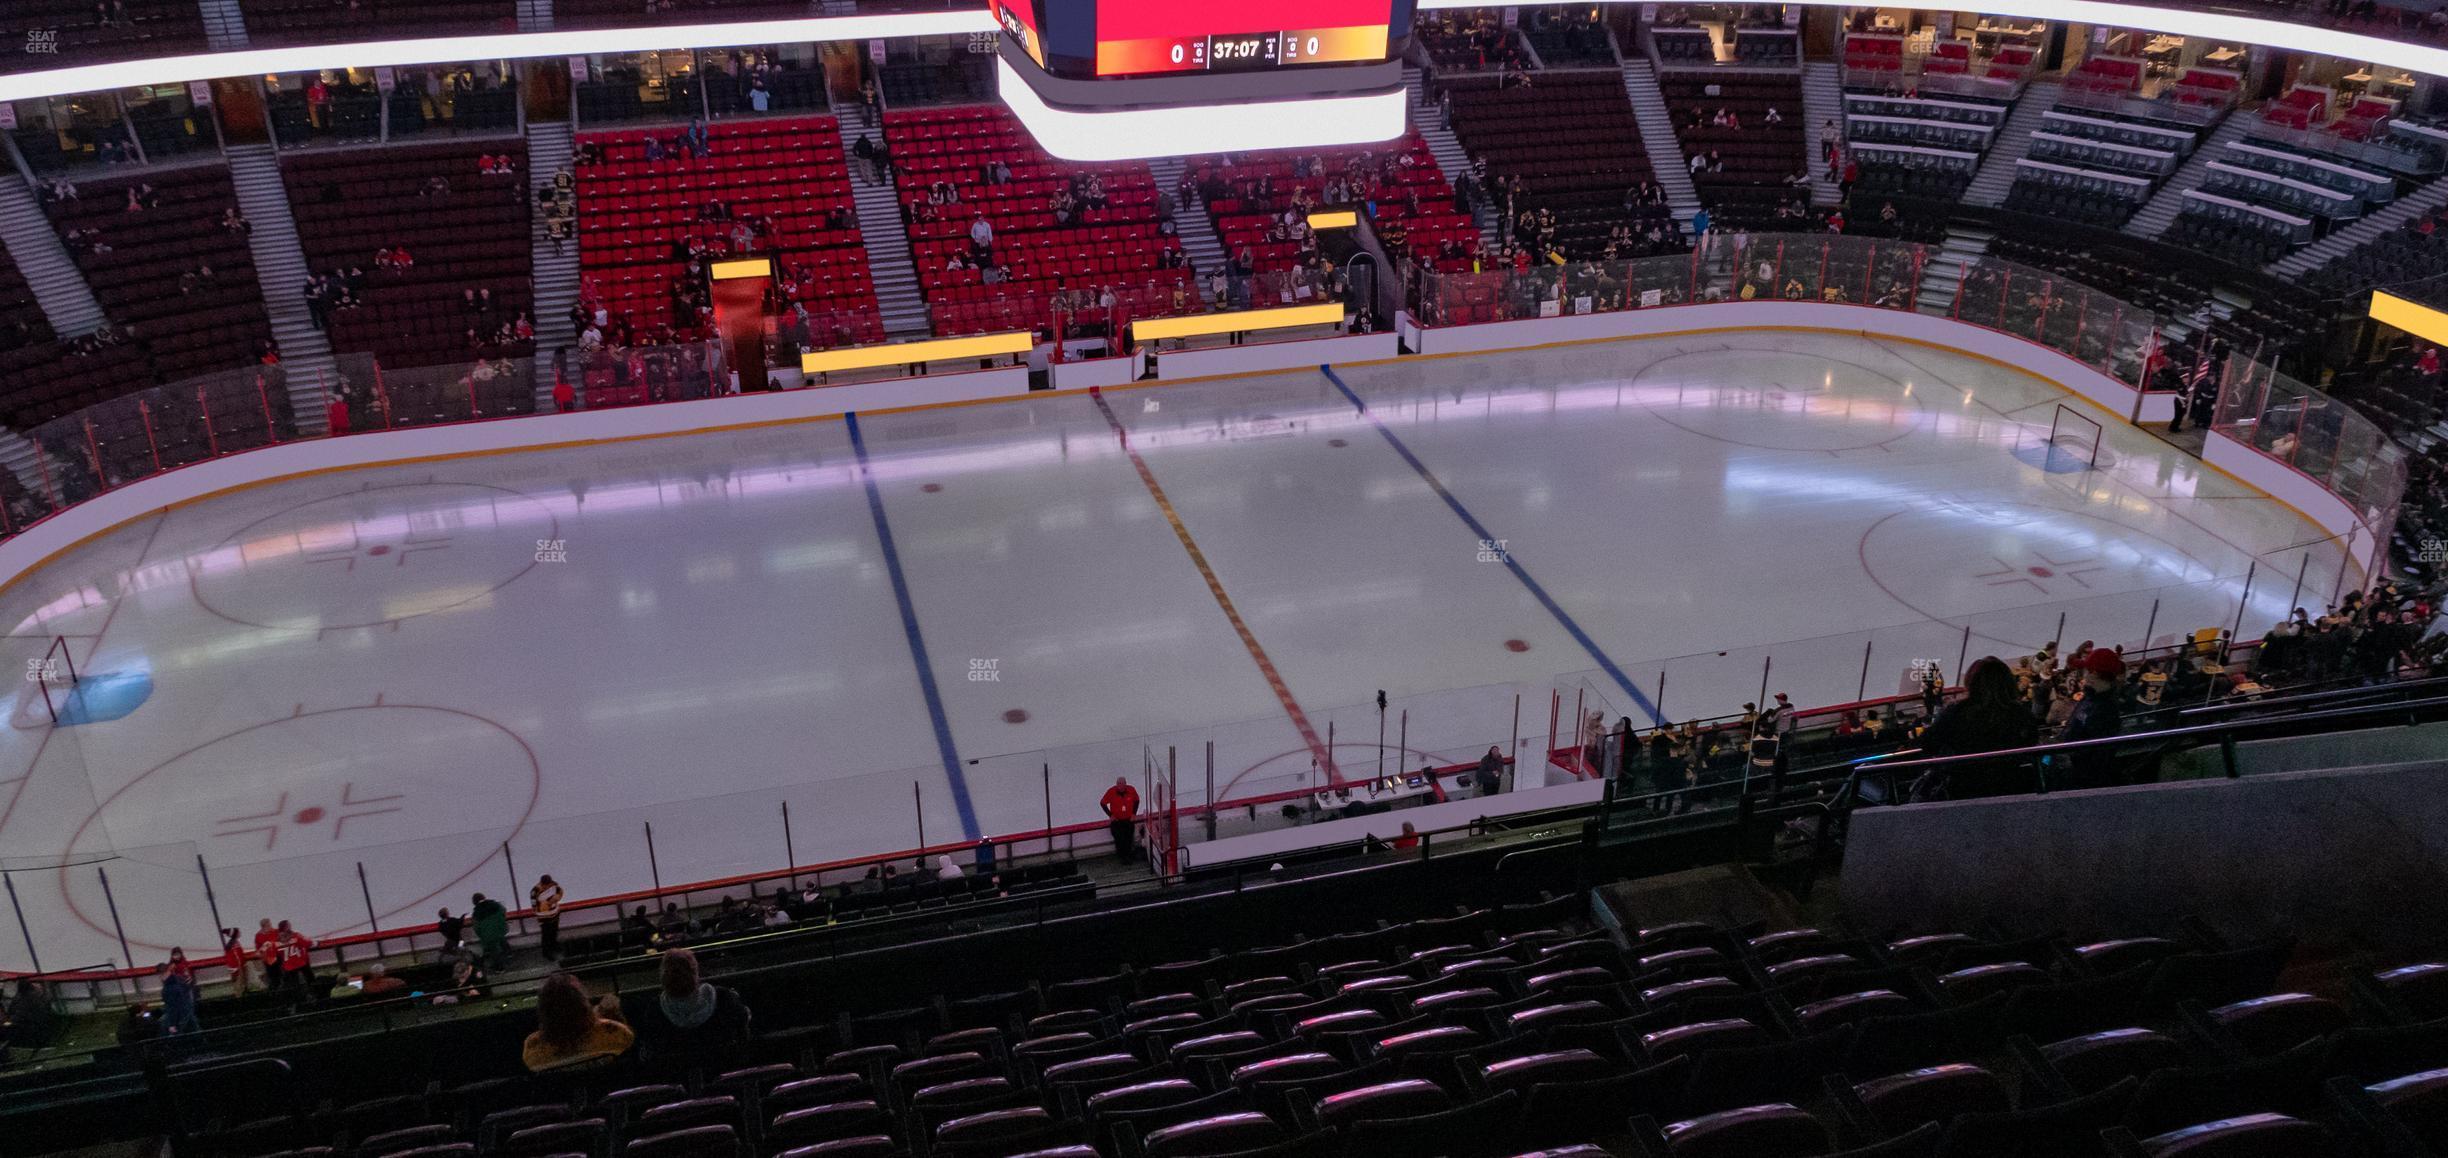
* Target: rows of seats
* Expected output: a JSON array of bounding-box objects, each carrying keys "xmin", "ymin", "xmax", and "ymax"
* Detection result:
[
  {"xmin": 1183, "ymin": 135, "xmax": 1477, "ymax": 274},
  {"xmin": 1840, "ymin": 88, "xmax": 2011, "ymax": 213},
  {"xmin": 0, "ymin": 0, "xmax": 202, "ymax": 74},
  {"xmin": 1418, "ymin": 10, "xmax": 1526, "ymax": 74},
  {"xmin": 283, "ymin": 141, "xmax": 535, "ymax": 368},
  {"xmin": 1841, "ymin": 34, "xmax": 1905, "ymax": 80},
  {"xmin": 884, "ymin": 105, "xmax": 1198, "ymax": 337},
  {"xmin": 1445, "ymin": 74, "xmax": 1672, "ymax": 259},
  {"xmin": 577, "ymin": 115, "xmax": 882, "ymax": 348},
  {"xmin": 1661, "ymin": 73, "xmax": 1806, "ymax": 231},
  {"xmin": 1654, "ymin": 27, "xmax": 1719, "ymax": 66},
  {"xmin": 1520, "ymin": 10, "xmax": 1617, "ymax": 68},
  {"xmin": 238, "ymin": 0, "xmax": 513, "ymax": 44},
  {"xmin": 2004, "ymin": 97, "xmax": 2212, "ymax": 230},
  {"xmin": 43, "ymin": 165, "xmax": 275, "ymax": 384},
  {"xmin": 0, "ymin": 247, "xmax": 57, "ymax": 403},
  {"xmin": 1734, "ymin": 30, "xmax": 1801, "ymax": 68},
  {"xmin": 168, "ymin": 885, "xmax": 2448, "ymax": 1158}
]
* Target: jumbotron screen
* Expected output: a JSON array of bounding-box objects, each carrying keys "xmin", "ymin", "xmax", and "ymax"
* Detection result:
[
  {"xmin": 1096, "ymin": 0, "xmax": 1394, "ymax": 76},
  {"xmin": 995, "ymin": 0, "xmax": 1401, "ymax": 79}
]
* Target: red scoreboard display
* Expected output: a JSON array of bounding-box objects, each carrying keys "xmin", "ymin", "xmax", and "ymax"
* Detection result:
[{"xmin": 1092, "ymin": 0, "xmax": 1394, "ymax": 77}]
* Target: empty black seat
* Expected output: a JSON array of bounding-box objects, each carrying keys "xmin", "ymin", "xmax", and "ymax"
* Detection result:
[
  {"xmin": 1853, "ymin": 1064, "xmax": 2010, "ymax": 1134},
  {"xmin": 1659, "ymin": 1103, "xmax": 1829, "ymax": 1158},
  {"xmin": 1313, "ymin": 1077, "xmax": 1453, "ymax": 1127},
  {"xmin": 1795, "ymin": 990, "xmax": 1914, "ymax": 1034},
  {"xmin": 1140, "ymin": 1112, "xmax": 1283, "ymax": 1158},
  {"xmin": 1641, "ymin": 1018, "xmax": 1771, "ymax": 1063},
  {"xmin": 767, "ymin": 1102, "xmax": 891, "ymax": 1150},
  {"xmin": 2043, "ymin": 1028, "xmax": 2190, "ymax": 1096},
  {"xmin": 1341, "ymin": 1091, "xmax": 1521, "ymax": 1158},
  {"xmin": 624, "ymin": 1125, "xmax": 736, "ymax": 1158},
  {"xmin": 2138, "ymin": 1112, "xmax": 2329, "ymax": 1156},
  {"xmin": 2202, "ymin": 994, "xmax": 2347, "ymax": 1057},
  {"xmin": 1480, "ymin": 1049, "xmax": 1617, "ymax": 1095}
]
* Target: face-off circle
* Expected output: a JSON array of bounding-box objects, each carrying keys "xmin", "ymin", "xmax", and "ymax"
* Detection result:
[
  {"xmin": 190, "ymin": 481, "xmax": 558, "ymax": 631},
  {"xmin": 53, "ymin": 703, "xmax": 540, "ymax": 949},
  {"xmin": 1857, "ymin": 501, "xmax": 2219, "ymax": 652},
  {"xmin": 1630, "ymin": 348, "xmax": 1931, "ymax": 453}
]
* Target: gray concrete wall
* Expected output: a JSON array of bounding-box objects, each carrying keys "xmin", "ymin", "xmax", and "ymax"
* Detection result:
[{"xmin": 1838, "ymin": 759, "xmax": 2448, "ymax": 951}]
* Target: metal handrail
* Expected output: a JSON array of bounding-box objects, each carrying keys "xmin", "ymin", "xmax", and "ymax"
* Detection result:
[{"xmin": 1835, "ymin": 691, "xmax": 2448, "ymax": 793}]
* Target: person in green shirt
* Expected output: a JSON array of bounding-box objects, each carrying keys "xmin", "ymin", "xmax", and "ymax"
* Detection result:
[{"xmin": 470, "ymin": 893, "xmax": 510, "ymax": 969}]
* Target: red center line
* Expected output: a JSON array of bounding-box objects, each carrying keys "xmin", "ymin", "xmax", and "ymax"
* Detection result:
[{"xmin": 1088, "ymin": 388, "xmax": 1342, "ymax": 785}]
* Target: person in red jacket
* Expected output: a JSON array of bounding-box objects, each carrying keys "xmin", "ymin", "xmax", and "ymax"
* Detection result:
[
  {"xmin": 273, "ymin": 921, "xmax": 316, "ymax": 1006},
  {"xmin": 1099, "ymin": 777, "xmax": 1140, "ymax": 863}
]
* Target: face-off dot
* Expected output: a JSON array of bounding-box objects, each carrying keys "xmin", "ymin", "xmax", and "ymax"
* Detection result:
[
  {"xmin": 1505, "ymin": 639, "xmax": 1531, "ymax": 653},
  {"xmin": 292, "ymin": 806, "xmax": 325, "ymax": 824},
  {"xmin": 1003, "ymin": 709, "xmax": 1029, "ymax": 724},
  {"xmin": 921, "ymin": 483, "xmax": 944, "ymax": 493}
]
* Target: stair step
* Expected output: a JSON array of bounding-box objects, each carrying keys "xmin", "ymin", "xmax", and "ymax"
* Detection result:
[
  {"xmin": 224, "ymin": 143, "xmax": 338, "ymax": 425},
  {"xmin": 0, "ymin": 179, "xmax": 110, "ymax": 337}
]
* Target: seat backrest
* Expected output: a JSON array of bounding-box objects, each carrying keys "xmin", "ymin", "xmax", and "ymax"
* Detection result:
[
  {"xmin": 1342, "ymin": 1091, "xmax": 1523, "ymax": 1157},
  {"xmin": 623, "ymin": 1124, "xmax": 736, "ymax": 1158},
  {"xmin": 2041, "ymin": 1028, "xmax": 2188, "ymax": 1097},
  {"xmin": 2140, "ymin": 1112, "xmax": 2329, "ymax": 1157},
  {"xmin": 1659, "ymin": 1103, "xmax": 1828, "ymax": 1158},
  {"xmin": 1140, "ymin": 1111, "xmax": 1284, "ymax": 1158},
  {"xmin": 764, "ymin": 1074, "xmax": 868, "ymax": 1114},
  {"xmin": 934, "ymin": 1104, "xmax": 1053, "ymax": 1146},
  {"xmin": 1853, "ymin": 1064, "xmax": 2011, "ymax": 1134},
  {"xmin": 767, "ymin": 1100, "xmax": 889, "ymax": 1147},
  {"xmin": 1480, "ymin": 1049, "xmax": 1618, "ymax": 1095},
  {"xmin": 1937, "ymin": 1076, "xmax": 2138, "ymax": 1158},
  {"xmin": 1312, "ymin": 1079, "xmax": 1451, "ymax": 1127}
]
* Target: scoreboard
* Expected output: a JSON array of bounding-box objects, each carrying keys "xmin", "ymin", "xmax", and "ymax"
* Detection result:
[
  {"xmin": 993, "ymin": 0, "xmax": 1401, "ymax": 79},
  {"xmin": 989, "ymin": 0, "xmax": 1413, "ymax": 159},
  {"xmin": 1097, "ymin": 0, "xmax": 1394, "ymax": 76},
  {"xmin": 1096, "ymin": 23, "xmax": 1391, "ymax": 77}
]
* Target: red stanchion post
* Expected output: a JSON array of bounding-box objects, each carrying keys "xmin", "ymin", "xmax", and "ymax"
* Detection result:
[
  {"xmin": 1862, "ymin": 241, "xmax": 1877, "ymax": 303},
  {"xmin": 1996, "ymin": 267, "xmax": 2011, "ymax": 330},
  {"xmin": 198, "ymin": 386, "xmax": 219, "ymax": 457},
  {"xmin": 2036, "ymin": 278, "xmax": 2053, "ymax": 341},
  {"xmin": 374, "ymin": 362, "xmax": 394, "ymax": 429},
  {"xmin": 81, "ymin": 420, "xmax": 105, "ymax": 490},
  {"xmin": 1950, "ymin": 258, "xmax": 1967, "ymax": 319},
  {"xmin": 260, "ymin": 370, "xmax": 281, "ymax": 442},
  {"xmin": 137, "ymin": 400, "xmax": 160, "ymax": 474},
  {"xmin": 1816, "ymin": 241, "xmax": 1830, "ymax": 298}
]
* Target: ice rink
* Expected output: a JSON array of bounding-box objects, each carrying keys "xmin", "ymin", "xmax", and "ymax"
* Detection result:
[{"xmin": 0, "ymin": 331, "xmax": 2356, "ymax": 970}]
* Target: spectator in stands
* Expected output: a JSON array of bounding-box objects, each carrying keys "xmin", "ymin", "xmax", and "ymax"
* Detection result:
[
  {"xmin": 155, "ymin": 961, "xmax": 200, "ymax": 1037},
  {"xmin": 360, "ymin": 962, "xmax": 407, "ymax": 999},
  {"xmin": 220, "ymin": 927, "xmax": 255, "ymax": 998},
  {"xmin": 529, "ymin": 875, "xmax": 564, "ymax": 962},
  {"xmin": 1101, "ymin": 776, "xmax": 1140, "ymax": 861},
  {"xmin": 1474, "ymin": 745, "xmax": 1505, "ymax": 795},
  {"xmin": 967, "ymin": 214, "xmax": 994, "ymax": 261},
  {"xmin": 435, "ymin": 906, "xmax": 466, "ymax": 951},
  {"xmin": 471, "ymin": 893, "xmax": 509, "ymax": 968},
  {"xmin": 2056, "ymin": 648, "xmax": 2129, "ymax": 788},
  {"xmin": 1907, "ymin": 657, "xmax": 2037, "ymax": 801},
  {"xmin": 273, "ymin": 920, "xmax": 316, "ymax": 1005},
  {"xmin": 522, "ymin": 972, "xmax": 632, "ymax": 1073},
  {"xmin": 935, "ymin": 854, "xmax": 966, "ymax": 881}
]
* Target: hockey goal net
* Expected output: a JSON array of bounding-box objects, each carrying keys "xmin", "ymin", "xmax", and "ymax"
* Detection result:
[
  {"xmin": 31, "ymin": 635, "xmax": 78, "ymax": 725},
  {"xmin": 2048, "ymin": 404, "xmax": 2104, "ymax": 471}
]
